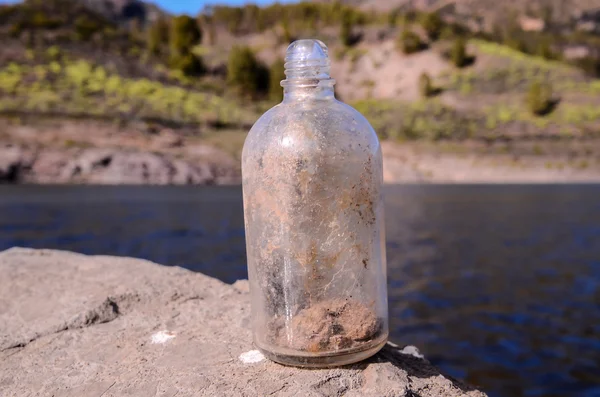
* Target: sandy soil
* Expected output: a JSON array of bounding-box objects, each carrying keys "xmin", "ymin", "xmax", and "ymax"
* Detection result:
[{"xmin": 382, "ymin": 141, "xmax": 600, "ymax": 183}]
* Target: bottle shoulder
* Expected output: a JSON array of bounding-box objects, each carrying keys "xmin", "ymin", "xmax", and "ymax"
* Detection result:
[{"xmin": 243, "ymin": 99, "xmax": 379, "ymax": 158}]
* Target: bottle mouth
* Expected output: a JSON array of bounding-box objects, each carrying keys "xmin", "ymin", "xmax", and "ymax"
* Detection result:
[{"xmin": 281, "ymin": 39, "xmax": 335, "ymax": 87}]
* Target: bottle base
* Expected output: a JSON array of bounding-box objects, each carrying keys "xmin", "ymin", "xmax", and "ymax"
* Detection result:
[{"xmin": 257, "ymin": 336, "xmax": 388, "ymax": 368}]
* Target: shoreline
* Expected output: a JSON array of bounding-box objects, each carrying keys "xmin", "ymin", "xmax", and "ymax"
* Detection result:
[
  {"xmin": 2, "ymin": 118, "xmax": 599, "ymax": 185},
  {"xmin": 381, "ymin": 142, "xmax": 600, "ymax": 184},
  {"xmin": 2, "ymin": 142, "xmax": 599, "ymax": 185}
]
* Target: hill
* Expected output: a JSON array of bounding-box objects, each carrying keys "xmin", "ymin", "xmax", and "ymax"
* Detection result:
[
  {"xmin": 337, "ymin": 0, "xmax": 600, "ymax": 22},
  {"xmin": 79, "ymin": 0, "xmax": 165, "ymax": 24},
  {"xmin": 0, "ymin": 0, "xmax": 599, "ymax": 183}
]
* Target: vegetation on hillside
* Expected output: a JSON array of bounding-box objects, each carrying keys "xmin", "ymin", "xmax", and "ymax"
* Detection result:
[
  {"xmin": 398, "ymin": 30, "xmax": 427, "ymax": 54},
  {"xmin": 0, "ymin": 0, "xmax": 598, "ymax": 148},
  {"xmin": 418, "ymin": 73, "xmax": 435, "ymax": 98},
  {"xmin": 0, "ymin": 59, "xmax": 255, "ymax": 127}
]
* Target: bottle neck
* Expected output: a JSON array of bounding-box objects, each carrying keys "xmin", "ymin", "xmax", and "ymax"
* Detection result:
[
  {"xmin": 282, "ymin": 80, "xmax": 335, "ymax": 102},
  {"xmin": 280, "ymin": 40, "xmax": 335, "ymax": 103}
]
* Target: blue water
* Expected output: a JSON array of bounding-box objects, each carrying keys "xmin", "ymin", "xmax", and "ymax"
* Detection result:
[{"xmin": 1, "ymin": 185, "xmax": 599, "ymax": 397}]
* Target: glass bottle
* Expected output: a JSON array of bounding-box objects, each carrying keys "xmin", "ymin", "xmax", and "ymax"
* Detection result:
[{"xmin": 242, "ymin": 39, "xmax": 388, "ymax": 367}]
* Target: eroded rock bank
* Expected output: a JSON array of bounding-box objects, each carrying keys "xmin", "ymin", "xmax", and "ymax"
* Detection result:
[
  {"xmin": 0, "ymin": 248, "xmax": 487, "ymax": 397},
  {"xmin": 0, "ymin": 145, "xmax": 240, "ymax": 185}
]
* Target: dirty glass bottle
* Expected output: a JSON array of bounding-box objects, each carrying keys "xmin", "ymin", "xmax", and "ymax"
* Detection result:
[{"xmin": 242, "ymin": 39, "xmax": 388, "ymax": 367}]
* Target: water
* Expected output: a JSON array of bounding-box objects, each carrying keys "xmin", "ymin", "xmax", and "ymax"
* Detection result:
[{"xmin": 0, "ymin": 185, "xmax": 599, "ymax": 397}]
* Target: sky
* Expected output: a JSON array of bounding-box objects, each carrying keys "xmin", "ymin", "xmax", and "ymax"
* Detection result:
[
  {"xmin": 153, "ymin": 0, "xmax": 294, "ymax": 15},
  {"xmin": 0, "ymin": 0, "xmax": 296, "ymax": 16}
]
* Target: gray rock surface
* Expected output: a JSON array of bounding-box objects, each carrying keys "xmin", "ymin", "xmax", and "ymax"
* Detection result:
[
  {"xmin": 0, "ymin": 248, "xmax": 487, "ymax": 397},
  {"xmin": 0, "ymin": 145, "xmax": 240, "ymax": 185}
]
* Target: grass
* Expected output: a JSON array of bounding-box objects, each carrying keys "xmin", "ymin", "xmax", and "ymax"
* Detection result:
[
  {"xmin": 353, "ymin": 99, "xmax": 477, "ymax": 141},
  {"xmin": 0, "ymin": 58, "xmax": 256, "ymax": 128},
  {"xmin": 443, "ymin": 40, "xmax": 587, "ymax": 96},
  {"xmin": 472, "ymin": 40, "xmax": 568, "ymax": 71},
  {"xmin": 201, "ymin": 129, "xmax": 248, "ymax": 160}
]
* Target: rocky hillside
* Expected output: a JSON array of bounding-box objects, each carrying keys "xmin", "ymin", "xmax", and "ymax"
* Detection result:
[
  {"xmin": 79, "ymin": 0, "xmax": 165, "ymax": 24},
  {"xmin": 0, "ymin": 0, "xmax": 599, "ymax": 184},
  {"xmin": 339, "ymin": 0, "xmax": 600, "ymax": 21}
]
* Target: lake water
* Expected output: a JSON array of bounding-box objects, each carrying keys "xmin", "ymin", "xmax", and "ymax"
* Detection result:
[{"xmin": 0, "ymin": 185, "xmax": 599, "ymax": 397}]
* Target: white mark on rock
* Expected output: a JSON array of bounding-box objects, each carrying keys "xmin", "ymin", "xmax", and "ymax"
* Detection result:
[
  {"xmin": 239, "ymin": 350, "xmax": 265, "ymax": 364},
  {"xmin": 400, "ymin": 345, "xmax": 425, "ymax": 359},
  {"xmin": 151, "ymin": 330, "xmax": 176, "ymax": 344}
]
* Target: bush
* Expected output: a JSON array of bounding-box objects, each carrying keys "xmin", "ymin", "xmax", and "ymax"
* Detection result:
[
  {"xmin": 574, "ymin": 57, "xmax": 600, "ymax": 78},
  {"xmin": 418, "ymin": 72, "xmax": 435, "ymax": 98},
  {"xmin": 527, "ymin": 81, "xmax": 554, "ymax": 116},
  {"xmin": 170, "ymin": 15, "xmax": 202, "ymax": 57},
  {"xmin": 398, "ymin": 30, "xmax": 426, "ymax": 54},
  {"xmin": 536, "ymin": 39, "xmax": 556, "ymax": 60},
  {"xmin": 74, "ymin": 15, "xmax": 101, "ymax": 41},
  {"xmin": 148, "ymin": 17, "xmax": 170, "ymax": 56},
  {"xmin": 421, "ymin": 12, "xmax": 443, "ymax": 41},
  {"xmin": 30, "ymin": 11, "xmax": 62, "ymax": 30},
  {"xmin": 281, "ymin": 18, "xmax": 293, "ymax": 44},
  {"xmin": 451, "ymin": 37, "xmax": 468, "ymax": 68},
  {"xmin": 269, "ymin": 58, "xmax": 286, "ymax": 102},
  {"xmin": 46, "ymin": 45, "xmax": 61, "ymax": 60},
  {"xmin": 227, "ymin": 46, "xmax": 269, "ymax": 98},
  {"xmin": 340, "ymin": 10, "xmax": 354, "ymax": 47},
  {"xmin": 170, "ymin": 53, "xmax": 206, "ymax": 77}
]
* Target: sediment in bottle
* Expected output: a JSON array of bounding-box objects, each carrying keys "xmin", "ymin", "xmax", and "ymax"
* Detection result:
[{"xmin": 269, "ymin": 298, "xmax": 383, "ymax": 353}]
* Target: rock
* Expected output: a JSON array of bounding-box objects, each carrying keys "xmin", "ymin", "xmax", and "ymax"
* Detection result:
[
  {"xmin": 0, "ymin": 145, "xmax": 241, "ymax": 185},
  {"xmin": 0, "ymin": 145, "xmax": 33, "ymax": 182},
  {"xmin": 59, "ymin": 149, "xmax": 216, "ymax": 185},
  {"xmin": 0, "ymin": 248, "xmax": 487, "ymax": 397}
]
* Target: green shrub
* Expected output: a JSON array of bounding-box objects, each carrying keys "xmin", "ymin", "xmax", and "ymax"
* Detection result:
[
  {"xmin": 30, "ymin": 11, "xmax": 62, "ymax": 30},
  {"xmin": 74, "ymin": 15, "xmax": 101, "ymax": 41},
  {"xmin": 227, "ymin": 46, "xmax": 269, "ymax": 98},
  {"xmin": 170, "ymin": 16, "xmax": 202, "ymax": 57},
  {"xmin": 504, "ymin": 35, "xmax": 527, "ymax": 54},
  {"xmin": 46, "ymin": 45, "xmax": 61, "ymax": 60},
  {"xmin": 451, "ymin": 37, "xmax": 468, "ymax": 68},
  {"xmin": 527, "ymin": 80, "xmax": 554, "ymax": 116},
  {"xmin": 281, "ymin": 18, "xmax": 293, "ymax": 44},
  {"xmin": 340, "ymin": 10, "xmax": 354, "ymax": 47},
  {"xmin": 398, "ymin": 30, "xmax": 425, "ymax": 54},
  {"xmin": 418, "ymin": 72, "xmax": 435, "ymax": 98},
  {"xmin": 388, "ymin": 9, "xmax": 399, "ymax": 28},
  {"xmin": 169, "ymin": 53, "xmax": 206, "ymax": 77},
  {"xmin": 536, "ymin": 39, "xmax": 556, "ymax": 60},
  {"xmin": 421, "ymin": 12, "xmax": 443, "ymax": 41},
  {"xmin": 148, "ymin": 17, "xmax": 170, "ymax": 56},
  {"xmin": 575, "ymin": 57, "xmax": 600, "ymax": 78},
  {"xmin": 269, "ymin": 58, "xmax": 286, "ymax": 102}
]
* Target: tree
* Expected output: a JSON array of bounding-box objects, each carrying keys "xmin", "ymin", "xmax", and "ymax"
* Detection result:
[
  {"xmin": 169, "ymin": 16, "xmax": 204, "ymax": 76},
  {"xmin": 74, "ymin": 15, "xmax": 101, "ymax": 41},
  {"xmin": 227, "ymin": 46, "xmax": 269, "ymax": 98},
  {"xmin": 451, "ymin": 37, "xmax": 468, "ymax": 68},
  {"xmin": 527, "ymin": 80, "xmax": 554, "ymax": 116},
  {"xmin": 170, "ymin": 15, "xmax": 201, "ymax": 57},
  {"xmin": 340, "ymin": 10, "xmax": 354, "ymax": 47},
  {"xmin": 269, "ymin": 58, "xmax": 286, "ymax": 102},
  {"xmin": 388, "ymin": 9, "xmax": 400, "ymax": 28},
  {"xmin": 418, "ymin": 72, "xmax": 435, "ymax": 98},
  {"xmin": 281, "ymin": 18, "xmax": 292, "ymax": 44},
  {"xmin": 398, "ymin": 30, "xmax": 425, "ymax": 54},
  {"xmin": 575, "ymin": 57, "xmax": 600, "ymax": 78},
  {"xmin": 171, "ymin": 53, "xmax": 206, "ymax": 77},
  {"xmin": 536, "ymin": 39, "xmax": 556, "ymax": 60},
  {"xmin": 147, "ymin": 17, "xmax": 169, "ymax": 56},
  {"xmin": 421, "ymin": 12, "xmax": 443, "ymax": 41}
]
